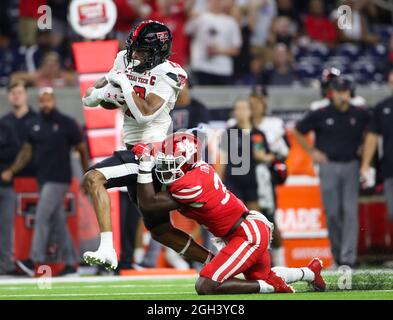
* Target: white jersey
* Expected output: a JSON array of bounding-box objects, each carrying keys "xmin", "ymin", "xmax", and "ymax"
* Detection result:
[{"xmin": 108, "ymin": 50, "xmax": 187, "ymax": 145}]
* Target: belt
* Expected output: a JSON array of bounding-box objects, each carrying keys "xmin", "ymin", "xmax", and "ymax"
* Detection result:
[{"xmin": 225, "ymin": 211, "xmax": 249, "ymax": 238}]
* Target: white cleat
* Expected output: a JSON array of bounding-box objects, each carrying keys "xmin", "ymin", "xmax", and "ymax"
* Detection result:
[{"xmin": 83, "ymin": 248, "xmax": 118, "ymax": 271}]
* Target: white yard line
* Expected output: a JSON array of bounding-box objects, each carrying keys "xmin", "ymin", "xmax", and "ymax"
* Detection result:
[
  {"xmin": 0, "ymin": 291, "xmax": 196, "ymax": 298},
  {"xmin": 0, "ymin": 284, "xmax": 194, "ymax": 291},
  {"xmin": 0, "ymin": 274, "xmax": 197, "ymax": 286}
]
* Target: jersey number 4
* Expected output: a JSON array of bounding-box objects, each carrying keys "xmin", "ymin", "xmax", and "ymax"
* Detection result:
[
  {"xmin": 214, "ymin": 173, "xmax": 230, "ymax": 205},
  {"xmin": 125, "ymin": 85, "xmax": 146, "ymax": 118}
]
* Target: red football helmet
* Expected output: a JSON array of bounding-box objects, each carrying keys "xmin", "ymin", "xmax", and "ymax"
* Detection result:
[{"xmin": 155, "ymin": 132, "xmax": 201, "ymax": 185}]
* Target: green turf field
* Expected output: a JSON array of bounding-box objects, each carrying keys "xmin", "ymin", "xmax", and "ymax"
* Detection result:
[{"xmin": 1, "ymin": 271, "xmax": 393, "ymax": 300}]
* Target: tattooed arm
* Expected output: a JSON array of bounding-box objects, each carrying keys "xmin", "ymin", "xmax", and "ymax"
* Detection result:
[{"xmin": 1, "ymin": 143, "xmax": 33, "ymax": 182}]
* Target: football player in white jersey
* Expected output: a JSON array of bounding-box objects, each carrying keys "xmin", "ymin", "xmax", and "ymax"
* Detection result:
[{"xmin": 81, "ymin": 20, "xmax": 211, "ymax": 272}]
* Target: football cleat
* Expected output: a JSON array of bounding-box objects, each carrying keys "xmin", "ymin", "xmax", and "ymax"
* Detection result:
[
  {"xmin": 83, "ymin": 248, "xmax": 118, "ymax": 272},
  {"xmin": 307, "ymin": 258, "xmax": 326, "ymax": 292},
  {"xmin": 266, "ymin": 271, "xmax": 295, "ymax": 293}
]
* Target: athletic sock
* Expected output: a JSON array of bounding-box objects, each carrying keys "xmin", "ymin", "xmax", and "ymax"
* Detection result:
[
  {"xmin": 257, "ymin": 280, "xmax": 275, "ymax": 293},
  {"xmin": 99, "ymin": 232, "xmax": 113, "ymax": 251},
  {"xmin": 271, "ymin": 267, "xmax": 315, "ymax": 284}
]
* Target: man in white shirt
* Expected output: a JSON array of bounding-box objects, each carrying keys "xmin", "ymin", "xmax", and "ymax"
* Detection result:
[{"xmin": 186, "ymin": 0, "xmax": 242, "ymax": 85}]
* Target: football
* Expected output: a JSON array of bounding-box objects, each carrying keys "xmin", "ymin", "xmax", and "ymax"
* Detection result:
[{"xmin": 100, "ymin": 101, "xmax": 119, "ymax": 110}]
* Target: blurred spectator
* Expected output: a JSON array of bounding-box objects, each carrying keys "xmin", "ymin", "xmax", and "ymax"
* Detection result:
[
  {"xmin": 0, "ymin": 1, "xmax": 13, "ymax": 39},
  {"xmin": 247, "ymin": 0, "xmax": 277, "ymax": 50},
  {"xmin": 268, "ymin": 15, "xmax": 296, "ymax": 47},
  {"xmin": 18, "ymin": 0, "xmax": 47, "ymax": 47},
  {"xmin": 114, "ymin": 0, "xmax": 151, "ymax": 43},
  {"xmin": 12, "ymin": 52, "xmax": 77, "ymax": 87},
  {"xmin": 1, "ymin": 87, "xmax": 90, "ymax": 276},
  {"xmin": 149, "ymin": 0, "xmax": 194, "ymax": 67},
  {"xmin": 331, "ymin": 0, "xmax": 379, "ymax": 45},
  {"xmin": 238, "ymin": 54, "xmax": 265, "ymax": 85},
  {"xmin": 294, "ymin": 76, "xmax": 371, "ymax": 268},
  {"xmin": 276, "ymin": 0, "xmax": 301, "ymax": 31},
  {"xmin": 361, "ymin": 70, "xmax": 393, "ymax": 222},
  {"xmin": 0, "ymin": 119, "xmax": 19, "ymax": 275},
  {"xmin": 170, "ymin": 83, "xmax": 210, "ymax": 132},
  {"xmin": 34, "ymin": 52, "xmax": 76, "ymax": 87},
  {"xmin": 0, "ymin": 30, "xmax": 26, "ymax": 86},
  {"xmin": 186, "ymin": 0, "xmax": 242, "ymax": 85},
  {"xmin": 1, "ymin": 81, "xmax": 37, "ymax": 177},
  {"xmin": 387, "ymin": 35, "xmax": 393, "ymax": 71},
  {"xmin": 259, "ymin": 43, "xmax": 297, "ymax": 86},
  {"xmin": 250, "ymin": 86, "xmax": 289, "ymax": 266},
  {"xmin": 217, "ymin": 98, "xmax": 274, "ymax": 211},
  {"xmin": 303, "ymin": 0, "xmax": 337, "ymax": 45},
  {"xmin": 26, "ymin": 31, "xmax": 57, "ymax": 73}
]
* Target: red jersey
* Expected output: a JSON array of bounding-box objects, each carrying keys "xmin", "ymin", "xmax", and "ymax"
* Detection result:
[{"xmin": 168, "ymin": 162, "xmax": 248, "ymax": 237}]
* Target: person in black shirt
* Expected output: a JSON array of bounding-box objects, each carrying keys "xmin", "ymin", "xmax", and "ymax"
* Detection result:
[
  {"xmin": 1, "ymin": 81, "xmax": 37, "ymax": 177},
  {"xmin": 218, "ymin": 98, "xmax": 275, "ymax": 211},
  {"xmin": 170, "ymin": 83, "xmax": 210, "ymax": 132},
  {"xmin": 361, "ymin": 70, "xmax": 393, "ymax": 221},
  {"xmin": 294, "ymin": 76, "xmax": 371, "ymax": 268},
  {"xmin": 0, "ymin": 120, "xmax": 19, "ymax": 274},
  {"xmin": 1, "ymin": 87, "xmax": 90, "ymax": 276}
]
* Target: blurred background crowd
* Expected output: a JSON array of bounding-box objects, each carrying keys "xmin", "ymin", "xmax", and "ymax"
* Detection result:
[
  {"xmin": 0, "ymin": 0, "xmax": 393, "ymax": 88},
  {"xmin": 1, "ymin": 0, "xmax": 393, "ymax": 277}
]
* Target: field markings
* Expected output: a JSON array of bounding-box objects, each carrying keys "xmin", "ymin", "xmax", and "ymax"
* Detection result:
[
  {"xmin": 0, "ymin": 274, "xmax": 197, "ymax": 286},
  {"xmin": 0, "ymin": 283, "xmax": 194, "ymax": 291},
  {"xmin": 1, "ymin": 289, "xmax": 393, "ymax": 299},
  {"xmin": 0, "ymin": 291, "xmax": 196, "ymax": 298}
]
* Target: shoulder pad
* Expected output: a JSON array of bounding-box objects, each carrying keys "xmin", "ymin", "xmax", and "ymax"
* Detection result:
[
  {"xmin": 153, "ymin": 61, "xmax": 188, "ymax": 90},
  {"xmin": 113, "ymin": 50, "xmax": 127, "ymax": 70}
]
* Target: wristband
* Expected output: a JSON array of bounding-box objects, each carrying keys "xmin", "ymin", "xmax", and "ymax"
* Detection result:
[
  {"xmin": 139, "ymin": 160, "xmax": 155, "ymax": 172},
  {"xmin": 137, "ymin": 173, "xmax": 153, "ymax": 184}
]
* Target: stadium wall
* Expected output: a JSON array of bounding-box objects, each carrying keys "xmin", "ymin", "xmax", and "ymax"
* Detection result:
[{"xmin": 0, "ymin": 86, "xmax": 391, "ymax": 122}]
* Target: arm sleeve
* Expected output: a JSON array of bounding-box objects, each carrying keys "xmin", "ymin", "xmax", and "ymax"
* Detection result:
[
  {"xmin": 169, "ymin": 179, "xmax": 204, "ymax": 204},
  {"xmin": 295, "ymin": 110, "xmax": 319, "ymax": 134}
]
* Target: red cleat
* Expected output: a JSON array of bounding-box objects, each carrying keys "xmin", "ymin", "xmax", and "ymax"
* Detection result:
[
  {"xmin": 307, "ymin": 258, "xmax": 326, "ymax": 292},
  {"xmin": 266, "ymin": 271, "xmax": 295, "ymax": 293}
]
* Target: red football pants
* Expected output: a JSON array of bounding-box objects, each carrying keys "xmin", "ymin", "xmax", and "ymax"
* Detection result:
[{"xmin": 200, "ymin": 218, "xmax": 271, "ymax": 282}]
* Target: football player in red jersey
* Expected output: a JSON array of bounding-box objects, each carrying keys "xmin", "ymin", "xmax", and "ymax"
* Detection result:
[{"xmin": 135, "ymin": 132, "xmax": 326, "ymax": 295}]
